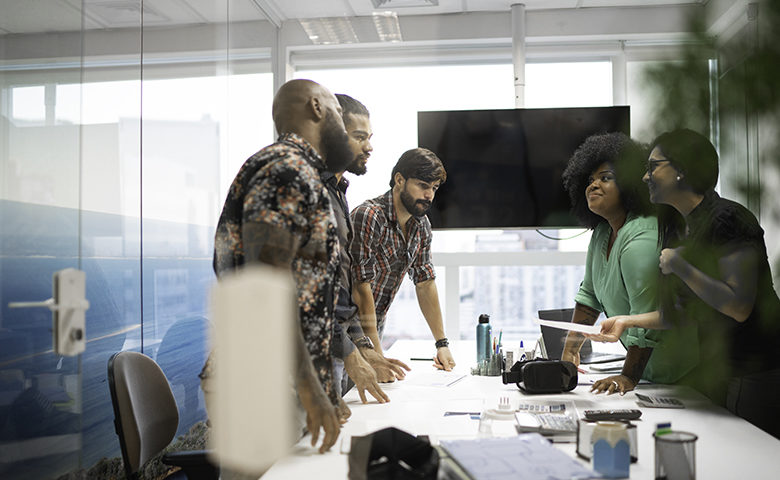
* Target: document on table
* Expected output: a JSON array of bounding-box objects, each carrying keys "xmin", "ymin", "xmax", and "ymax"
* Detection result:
[
  {"xmin": 584, "ymin": 360, "xmax": 624, "ymax": 372},
  {"xmin": 441, "ymin": 433, "xmax": 595, "ymax": 480},
  {"xmin": 399, "ymin": 369, "xmax": 467, "ymax": 387},
  {"xmin": 534, "ymin": 318, "xmax": 601, "ymax": 335}
]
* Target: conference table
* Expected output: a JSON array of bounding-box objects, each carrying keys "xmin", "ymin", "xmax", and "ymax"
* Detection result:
[{"xmin": 261, "ymin": 340, "xmax": 780, "ymax": 479}]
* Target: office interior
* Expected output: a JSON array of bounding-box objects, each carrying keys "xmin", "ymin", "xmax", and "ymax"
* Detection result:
[{"xmin": 0, "ymin": 0, "xmax": 777, "ymax": 478}]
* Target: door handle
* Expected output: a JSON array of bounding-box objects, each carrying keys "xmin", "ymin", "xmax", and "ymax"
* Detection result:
[{"xmin": 8, "ymin": 268, "xmax": 90, "ymax": 356}]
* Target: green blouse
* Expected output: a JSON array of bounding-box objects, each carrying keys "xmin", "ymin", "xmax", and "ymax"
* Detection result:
[{"xmin": 575, "ymin": 214, "xmax": 697, "ymax": 383}]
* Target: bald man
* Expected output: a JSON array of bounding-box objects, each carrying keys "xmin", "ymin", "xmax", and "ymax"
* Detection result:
[{"xmin": 203, "ymin": 79, "xmax": 357, "ymax": 454}]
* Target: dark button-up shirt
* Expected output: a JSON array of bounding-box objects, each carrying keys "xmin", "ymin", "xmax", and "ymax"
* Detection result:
[
  {"xmin": 350, "ymin": 190, "xmax": 436, "ymax": 328},
  {"xmin": 206, "ymin": 133, "xmax": 340, "ymax": 404},
  {"xmin": 321, "ymin": 170, "xmax": 364, "ymax": 358}
]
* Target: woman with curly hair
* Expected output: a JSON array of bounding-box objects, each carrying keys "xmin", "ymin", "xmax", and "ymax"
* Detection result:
[
  {"xmin": 560, "ymin": 132, "xmax": 698, "ymax": 395},
  {"xmin": 588, "ymin": 129, "xmax": 780, "ymax": 420}
]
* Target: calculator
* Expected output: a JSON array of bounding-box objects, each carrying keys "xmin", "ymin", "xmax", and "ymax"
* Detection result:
[{"xmin": 635, "ymin": 393, "xmax": 684, "ymax": 408}]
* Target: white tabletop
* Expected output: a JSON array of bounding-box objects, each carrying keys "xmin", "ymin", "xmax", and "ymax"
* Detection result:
[{"xmin": 261, "ymin": 340, "xmax": 780, "ymax": 479}]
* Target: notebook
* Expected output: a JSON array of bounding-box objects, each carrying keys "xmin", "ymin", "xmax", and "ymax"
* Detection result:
[{"xmin": 537, "ymin": 308, "xmax": 625, "ymax": 364}]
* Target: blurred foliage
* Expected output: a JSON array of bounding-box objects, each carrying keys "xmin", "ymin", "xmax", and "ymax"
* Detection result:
[
  {"xmin": 633, "ymin": 2, "xmax": 780, "ymax": 417},
  {"xmin": 642, "ymin": 0, "xmax": 780, "ymax": 134},
  {"xmin": 640, "ymin": 0, "xmax": 780, "ymax": 282}
]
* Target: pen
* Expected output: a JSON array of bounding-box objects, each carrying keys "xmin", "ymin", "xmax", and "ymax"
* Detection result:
[
  {"xmin": 444, "ymin": 411, "xmax": 481, "ymax": 417},
  {"xmin": 410, "ymin": 357, "xmax": 433, "ymax": 361}
]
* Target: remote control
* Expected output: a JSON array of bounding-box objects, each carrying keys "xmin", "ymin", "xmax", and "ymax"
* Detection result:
[{"xmin": 583, "ymin": 409, "xmax": 643, "ymax": 421}]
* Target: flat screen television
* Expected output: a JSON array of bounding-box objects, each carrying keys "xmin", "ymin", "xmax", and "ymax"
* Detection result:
[{"xmin": 417, "ymin": 106, "xmax": 630, "ymax": 229}]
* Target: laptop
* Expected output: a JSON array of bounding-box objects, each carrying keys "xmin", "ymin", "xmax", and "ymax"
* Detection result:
[{"xmin": 537, "ymin": 308, "xmax": 625, "ymax": 364}]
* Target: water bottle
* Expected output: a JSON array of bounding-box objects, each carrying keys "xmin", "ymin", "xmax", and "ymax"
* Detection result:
[{"xmin": 476, "ymin": 314, "xmax": 492, "ymax": 363}]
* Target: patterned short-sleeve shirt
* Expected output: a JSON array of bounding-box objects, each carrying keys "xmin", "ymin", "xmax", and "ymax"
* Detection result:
[
  {"xmin": 350, "ymin": 190, "xmax": 436, "ymax": 327},
  {"xmin": 207, "ymin": 133, "xmax": 340, "ymax": 404}
]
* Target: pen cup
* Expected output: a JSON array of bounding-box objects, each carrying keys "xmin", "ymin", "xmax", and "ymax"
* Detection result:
[
  {"xmin": 654, "ymin": 430, "xmax": 697, "ymax": 480},
  {"xmin": 577, "ymin": 419, "xmax": 637, "ymax": 463},
  {"xmin": 591, "ymin": 421, "xmax": 631, "ymax": 478}
]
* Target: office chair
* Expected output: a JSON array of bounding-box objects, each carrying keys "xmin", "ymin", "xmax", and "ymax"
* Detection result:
[{"xmin": 107, "ymin": 351, "xmax": 219, "ymax": 480}]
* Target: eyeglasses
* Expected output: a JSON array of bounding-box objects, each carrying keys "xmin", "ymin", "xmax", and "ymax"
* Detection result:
[{"xmin": 646, "ymin": 159, "xmax": 670, "ymax": 175}]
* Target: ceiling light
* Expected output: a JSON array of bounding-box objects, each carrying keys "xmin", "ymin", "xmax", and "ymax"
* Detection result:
[
  {"xmin": 299, "ymin": 17, "xmax": 359, "ymax": 45},
  {"xmin": 373, "ymin": 12, "xmax": 402, "ymax": 43},
  {"xmin": 371, "ymin": 0, "xmax": 438, "ymax": 8}
]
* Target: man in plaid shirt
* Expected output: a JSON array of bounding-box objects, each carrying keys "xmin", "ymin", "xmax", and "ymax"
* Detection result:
[{"xmin": 350, "ymin": 148, "xmax": 456, "ymax": 370}]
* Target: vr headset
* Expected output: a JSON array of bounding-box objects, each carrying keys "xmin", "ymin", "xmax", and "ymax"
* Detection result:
[{"xmin": 501, "ymin": 358, "xmax": 578, "ymax": 394}]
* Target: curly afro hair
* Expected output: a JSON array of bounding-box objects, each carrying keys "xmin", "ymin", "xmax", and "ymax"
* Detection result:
[{"xmin": 562, "ymin": 132, "xmax": 653, "ymax": 229}]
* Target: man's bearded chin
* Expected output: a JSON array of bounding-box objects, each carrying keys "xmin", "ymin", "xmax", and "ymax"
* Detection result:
[
  {"xmin": 346, "ymin": 156, "xmax": 368, "ymax": 175},
  {"xmin": 322, "ymin": 111, "xmax": 353, "ymax": 173},
  {"xmin": 401, "ymin": 189, "xmax": 431, "ymax": 217}
]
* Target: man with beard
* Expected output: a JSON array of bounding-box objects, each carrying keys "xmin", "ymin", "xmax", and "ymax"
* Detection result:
[
  {"xmin": 203, "ymin": 79, "xmax": 353, "ymax": 455},
  {"xmin": 350, "ymin": 148, "xmax": 455, "ymax": 371},
  {"xmin": 324, "ymin": 95, "xmax": 411, "ymax": 400}
]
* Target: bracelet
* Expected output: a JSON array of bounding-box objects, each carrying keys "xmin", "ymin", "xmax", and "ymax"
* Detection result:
[
  {"xmin": 435, "ymin": 338, "xmax": 449, "ymax": 349},
  {"xmin": 354, "ymin": 336, "xmax": 374, "ymax": 350}
]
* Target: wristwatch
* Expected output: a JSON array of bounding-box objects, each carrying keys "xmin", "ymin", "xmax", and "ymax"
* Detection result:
[
  {"xmin": 355, "ymin": 336, "xmax": 374, "ymax": 350},
  {"xmin": 435, "ymin": 337, "xmax": 449, "ymax": 349}
]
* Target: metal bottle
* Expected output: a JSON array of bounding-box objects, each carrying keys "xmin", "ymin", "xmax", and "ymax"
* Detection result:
[{"xmin": 476, "ymin": 314, "xmax": 492, "ymax": 362}]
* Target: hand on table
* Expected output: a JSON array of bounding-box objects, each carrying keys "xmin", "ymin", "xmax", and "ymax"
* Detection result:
[
  {"xmin": 591, "ymin": 374, "xmax": 636, "ymax": 396},
  {"xmin": 337, "ymin": 397, "xmax": 351, "ymax": 424},
  {"xmin": 297, "ymin": 376, "xmax": 340, "ymax": 453},
  {"xmin": 434, "ymin": 346, "xmax": 456, "ymax": 371},
  {"xmin": 344, "ymin": 349, "xmax": 389, "ymax": 404},
  {"xmin": 360, "ymin": 347, "xmax": 410, "ymax": 382}
]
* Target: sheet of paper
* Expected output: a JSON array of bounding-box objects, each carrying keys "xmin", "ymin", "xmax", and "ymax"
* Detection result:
[
  {"xmin": 441, "ymin": 433, "xmax": 595, "ymax": 480},
  {"xmin": 400, "ymin": 369, "xmax": 467, "ymax": 387},
  {"xmin": 535, "ymin": 318, "xmax": 601, "ymax": 335}
]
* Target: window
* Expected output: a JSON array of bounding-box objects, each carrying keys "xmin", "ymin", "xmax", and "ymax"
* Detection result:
[
  {"xmin": 295, "ymin": 61, "xmax": 611, "ymax": 345},
  {"xmin": 526, "ymin": 61, "xmax": 613, "ymax": 108}
]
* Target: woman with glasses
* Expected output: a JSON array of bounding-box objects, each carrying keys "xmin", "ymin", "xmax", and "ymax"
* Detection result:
[
  {"xmin": 589, "ymin": 128, "xmax": 780, "ymax": 412},
  {"xmin": 559, "ymin": 132, "xmax": 696, "ymax": 395}
]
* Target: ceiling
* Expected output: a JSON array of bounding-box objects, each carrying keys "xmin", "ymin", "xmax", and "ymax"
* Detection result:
[{"xmin": 0, "ymin": 0, "xmax": 707, "ymax": 35}]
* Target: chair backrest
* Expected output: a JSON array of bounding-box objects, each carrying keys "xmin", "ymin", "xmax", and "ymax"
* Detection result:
[{"xmin": 108, "ymin": 351, "xmax": 180, "ymax": 479}]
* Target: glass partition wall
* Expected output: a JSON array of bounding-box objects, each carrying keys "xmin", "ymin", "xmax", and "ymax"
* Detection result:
[
  {"xmin": 0, "ymin": 2, "xmax": 702, "ymax": 477},
  {"xmin": 0, "ymin": 2, "xmax": 273, "ymax": 477}
]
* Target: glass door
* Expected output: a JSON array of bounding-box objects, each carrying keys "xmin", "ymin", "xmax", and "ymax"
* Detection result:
[{"xmin": 0, "ymin": 4, "xmax": 87, "ymax": 478}]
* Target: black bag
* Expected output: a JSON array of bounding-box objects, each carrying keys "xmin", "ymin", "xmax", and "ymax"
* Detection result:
[
  {"xmin": 501, "ymin": 358, "xmax": 578, "ymax": 394},
  {"xmin": 348, "ymin": 427, "xmax": 439, "ymax": 480}
]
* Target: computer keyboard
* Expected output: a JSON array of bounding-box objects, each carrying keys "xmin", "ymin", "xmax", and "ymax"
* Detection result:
[{"xmin": 535, "ymin": 413, "xmax": 578, "ymax": 433}]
